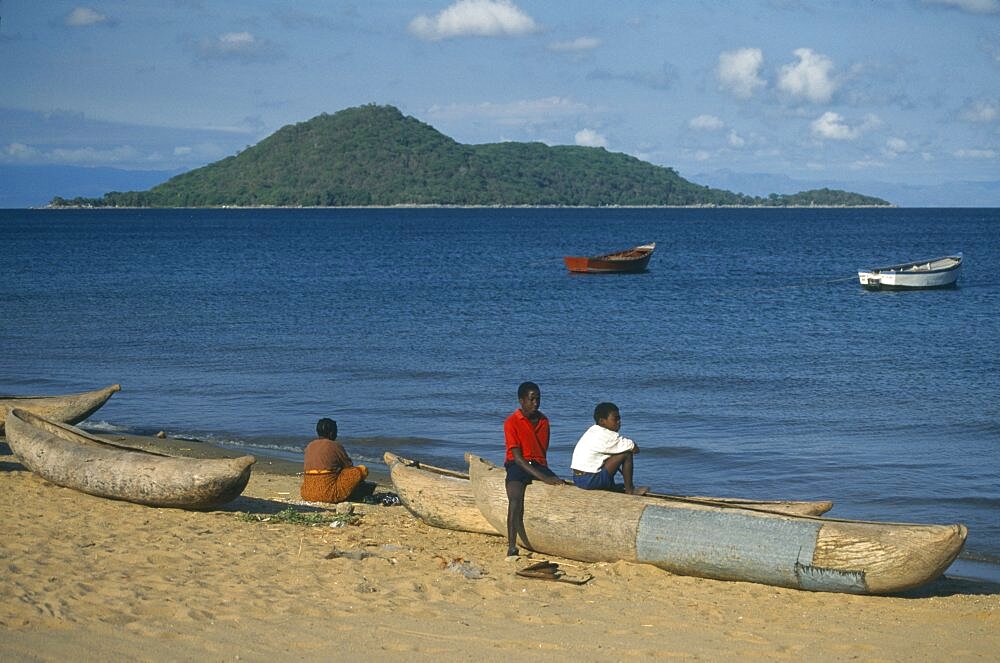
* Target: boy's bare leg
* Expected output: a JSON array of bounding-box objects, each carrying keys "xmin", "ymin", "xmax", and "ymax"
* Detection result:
[
  {"xmin": 505, "ymin": 480, "xmax": 527, "ymax": 556},
  {"xmin": 603, "ymin": 452, "xmax": 648, "ymax": 495}
]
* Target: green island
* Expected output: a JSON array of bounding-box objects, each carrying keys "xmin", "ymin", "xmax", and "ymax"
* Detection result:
[{"xmin": 50, "ymin": 104, "xmax": 891, "ymax": 208}]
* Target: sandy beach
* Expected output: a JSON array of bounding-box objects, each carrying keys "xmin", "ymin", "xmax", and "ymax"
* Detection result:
[{"xmin": 2, "ymin": 433, "xmax": 997, "ymax": 662}]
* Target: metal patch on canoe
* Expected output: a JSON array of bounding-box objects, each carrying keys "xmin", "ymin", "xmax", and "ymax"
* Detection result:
[
  {"xmin": 795, "ymin": 563, "xmax": 867, "ymax": 594},
  {"xmin": 635, "ymin": 506, "xmax": 822, "ymax": 588}
]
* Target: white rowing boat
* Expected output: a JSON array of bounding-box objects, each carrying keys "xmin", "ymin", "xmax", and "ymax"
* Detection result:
[{"xmin": 858, "ymin": 254, "xmax": 962, "ymax": 290}]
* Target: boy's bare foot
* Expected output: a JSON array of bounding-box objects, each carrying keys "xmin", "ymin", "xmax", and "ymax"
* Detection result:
[{"xmin": 626, "ymin": 486, "xmax": 650, "ymax": 496}]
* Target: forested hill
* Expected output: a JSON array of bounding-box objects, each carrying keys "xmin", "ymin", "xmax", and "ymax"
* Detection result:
[{"xmin": 51, "ymin": 105, "xmax": 891, "ymax": 208}]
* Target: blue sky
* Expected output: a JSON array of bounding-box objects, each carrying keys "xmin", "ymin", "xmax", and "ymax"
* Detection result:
[{"xmin": 1, "ymin": 0, "xmax": 998, "ymax": 191}]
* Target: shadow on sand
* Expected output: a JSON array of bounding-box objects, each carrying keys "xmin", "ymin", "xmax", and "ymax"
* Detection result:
[{"xmin": 895, "ymin": 573, "xmax": 1000, "ymax": 598}]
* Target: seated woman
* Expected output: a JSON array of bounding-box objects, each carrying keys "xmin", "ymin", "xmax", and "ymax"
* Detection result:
[{"xmin": 300, "ymin": 417, "xmax": 369, "ymax": 503}]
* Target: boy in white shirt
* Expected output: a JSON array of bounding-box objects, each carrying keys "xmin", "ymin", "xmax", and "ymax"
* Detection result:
[{"xmin": 570, "ymin": 402, "xmax": 647, "ymax": 495}]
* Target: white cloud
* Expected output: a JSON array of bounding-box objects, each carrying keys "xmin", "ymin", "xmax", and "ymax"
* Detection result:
[
  {"xmin": 1, "ymin": 142, "xmax": 143, "ymax": 165},
  {"xmin": 778, "ymin": 48, "xmax": 837, "ymax": 104},
  {"xmin": 811, "ymin": 112, "xmax": 857, "ymax": 140},
  {"xmin": 689, "ymin": 114, "xmax": 724, "ymax": 131},
  {"xmin": 717, "ymin": 48, "xmax": 765, "ymax": 99},
  {"xmin": 574, "ymin": 128, "xmax": 607, "ymax": 148},
  {"xmin": 954, "ymin": 148, "xmax": 997, "ymax": 158},
  {"xmin": 924, "ymin": 0, "xmax": 1000, "ymax": 14},
  {"xmin": 210, "ymin": 32, "xmax": 256, "ymax": 55},
  {"xmin": 883, "ymin": 137, "xmax": 910, "ymax": 157},
  {"xmin": 961, "ymin": 100, "xmax": 999, "ymax": 123},
  {"xmin": 851, "ymin": 158, "xmax": 887, "ymax": 170},
  {"xmin": 195, "ymin": 32, "xmax": 279, "ymax": 62},
  {"xmin": 811, "ymin": 111, "xmax": 881, "ymax": 140},
  {"xmin": 548, "ymin": 37, "xmax": 601, "ymax": 52},
  {"xmin": 3, "ymin": 142, "xmax": 40, "ymax": 160},
  {"xmin": 50, "ymin": 145, "xmax": 143, "ymax": 164},
  {"xmin": 65, "ymin": 7, "xmax": 110, "ymax": 27},
  {"xmin": 170, "ymin": 142, "xmax": 231, "ymax": 162},
  {"xmin": 727, "ymin": 130, "xmax": 746, "ymax": 148},
  {"xmin": 409, "ymin": 0, "xmax": 538, "ymax": 41}
]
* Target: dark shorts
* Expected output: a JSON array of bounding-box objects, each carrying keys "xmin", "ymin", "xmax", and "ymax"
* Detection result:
[
  {"xmin": 505, "ymin": 460, "xmax": 557, "ymax": 484},
  {"xmin": 572, "ymin": 467, "xmax": 617, "ymax": 490}
]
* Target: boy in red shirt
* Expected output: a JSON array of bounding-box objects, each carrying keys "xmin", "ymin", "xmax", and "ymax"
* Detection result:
[{"xmin": 503, "ymin": 381, "xmax": 563, "ymax": 558}]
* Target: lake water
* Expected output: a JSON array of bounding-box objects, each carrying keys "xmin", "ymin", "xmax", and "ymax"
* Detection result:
[{"xmin": 2, "ymin": 207, "xmax": 998, "ymax": 581}]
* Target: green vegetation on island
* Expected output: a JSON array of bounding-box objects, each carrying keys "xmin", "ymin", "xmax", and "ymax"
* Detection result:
[{"xmin": 50, "ymin": 105, "xmax": 891, "ymax": 208}]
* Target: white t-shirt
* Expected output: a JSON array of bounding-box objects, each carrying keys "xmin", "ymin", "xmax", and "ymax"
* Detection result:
[{"xmin": 570, "ymin": 424, "xmax": 637, "ymax": 473}]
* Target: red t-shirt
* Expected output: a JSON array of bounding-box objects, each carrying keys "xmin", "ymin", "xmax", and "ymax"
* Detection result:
[{"xmin": 504, "ymin": 408, "xmax": 550, "ymax": 465}]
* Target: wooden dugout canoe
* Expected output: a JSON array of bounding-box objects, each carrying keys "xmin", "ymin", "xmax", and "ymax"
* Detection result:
[
  {"xmin": 5, "ymin": 408, "xmax": 255, "ymax": 510},
  {"xmin": 384, "ymin": 452, "xmax": 833, "ymax": 537},
  {"xmin": 385, "ymin": 452, "xmax": 497, "ymax": 535},
  {"xmin": 468, "ymin": 454, "xmax": 967, "ymax": 595},
  {"xmin": 0, "ymin": 383, "xmax": 121, "ymax": 432}
]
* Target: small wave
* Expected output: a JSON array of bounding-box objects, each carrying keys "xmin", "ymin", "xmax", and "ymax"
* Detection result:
[
  {"xmin": 81, "ymin": 420, "xmax": 133, "ymax": 434},
  {"xmin": 347, "ymin": 435, "xmax": 449, "ymax": 449},
  {"xmin": 630, "ymin": 375, "xmax": 744, "ymax": 391},
  {"xmin": 903, "ymin": 496, "xmax": 1000, "ymax": 509},
  {"xmin": 958, "ymin": 550, "xmax": 1000, "ymax": 566},
  {"xmin": 640, "ymin": 445, "xmax": 727, "ymax": 462}
]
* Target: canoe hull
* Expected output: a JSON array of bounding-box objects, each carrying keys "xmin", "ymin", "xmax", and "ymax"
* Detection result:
[
  {"xmin": 385, "ymin": 453, "xmax": 833, "ymax": 536},
  {"xmin": 384, "ymin": 452, "xmax": 497, "ymax": 534},
  {"xmin": 0, "ymin": 384, "xmax": 121, "ymax": 431},
  {"xmin": 858, "ymin": 255, "xmax": 961, "ymax": 290},
  {"xmin": 6, "ymin": 408, "xmax": 255, "ymax": 510},
  {"xmin": 469, "ymin": 455, "xmax": 966, "ymax": 594}
]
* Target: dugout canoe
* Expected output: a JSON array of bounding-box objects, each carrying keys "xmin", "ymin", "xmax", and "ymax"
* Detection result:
[
  {"xmin": 5, "ymin": 408, "xmax": 255, "ymax": 509},
  {"xmin": 385, "ymin": 452, "xmax": 497, "ymax": 535},
  {"xmin": 384, "ymin": 452, "xmax": 833, "ymax": 536},
  {"xmin": 0, "ymin": 383, "xmax": 121, "ymax": 432},
  {"xmin": 468, "ymin": 454, "xmax": 966, "ymax": 595}
]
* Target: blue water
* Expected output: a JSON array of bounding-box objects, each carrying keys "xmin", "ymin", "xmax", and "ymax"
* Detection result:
[{"xmin": 2, "ymin": 208, "xmax": 998, "ymax": 580}]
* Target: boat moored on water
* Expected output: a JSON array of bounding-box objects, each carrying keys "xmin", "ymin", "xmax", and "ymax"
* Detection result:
[
  {"xmin": 563, "ymin": 242, "xmax": 655, "ymax": 273},
  {"xmin": 858, "ymin": 254, "xmax": 962, "ymax": 290}
]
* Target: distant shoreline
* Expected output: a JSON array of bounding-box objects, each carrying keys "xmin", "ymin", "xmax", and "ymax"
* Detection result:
[{"xmin": 37, "ymin": 203, "xmax": 898, "ymax": 210}]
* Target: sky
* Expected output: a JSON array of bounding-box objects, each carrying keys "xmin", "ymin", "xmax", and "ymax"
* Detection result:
[{"xmin": 1, "ymin": 0, "xmax": 998, "ymax": 192}]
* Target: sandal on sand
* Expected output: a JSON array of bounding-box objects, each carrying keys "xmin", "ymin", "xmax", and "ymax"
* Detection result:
[
  {"xmin": 516, "ymin": 561, "xmax": 557, "ymax": 577},
  {"xmin": 516, "ymin": 561, "xmax": 593, "ymax": 585}
]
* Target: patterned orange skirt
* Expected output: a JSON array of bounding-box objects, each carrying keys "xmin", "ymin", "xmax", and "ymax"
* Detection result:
[{"xmin": 300, "ymin": 465, "xmax": 368, "ymax": 503}]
